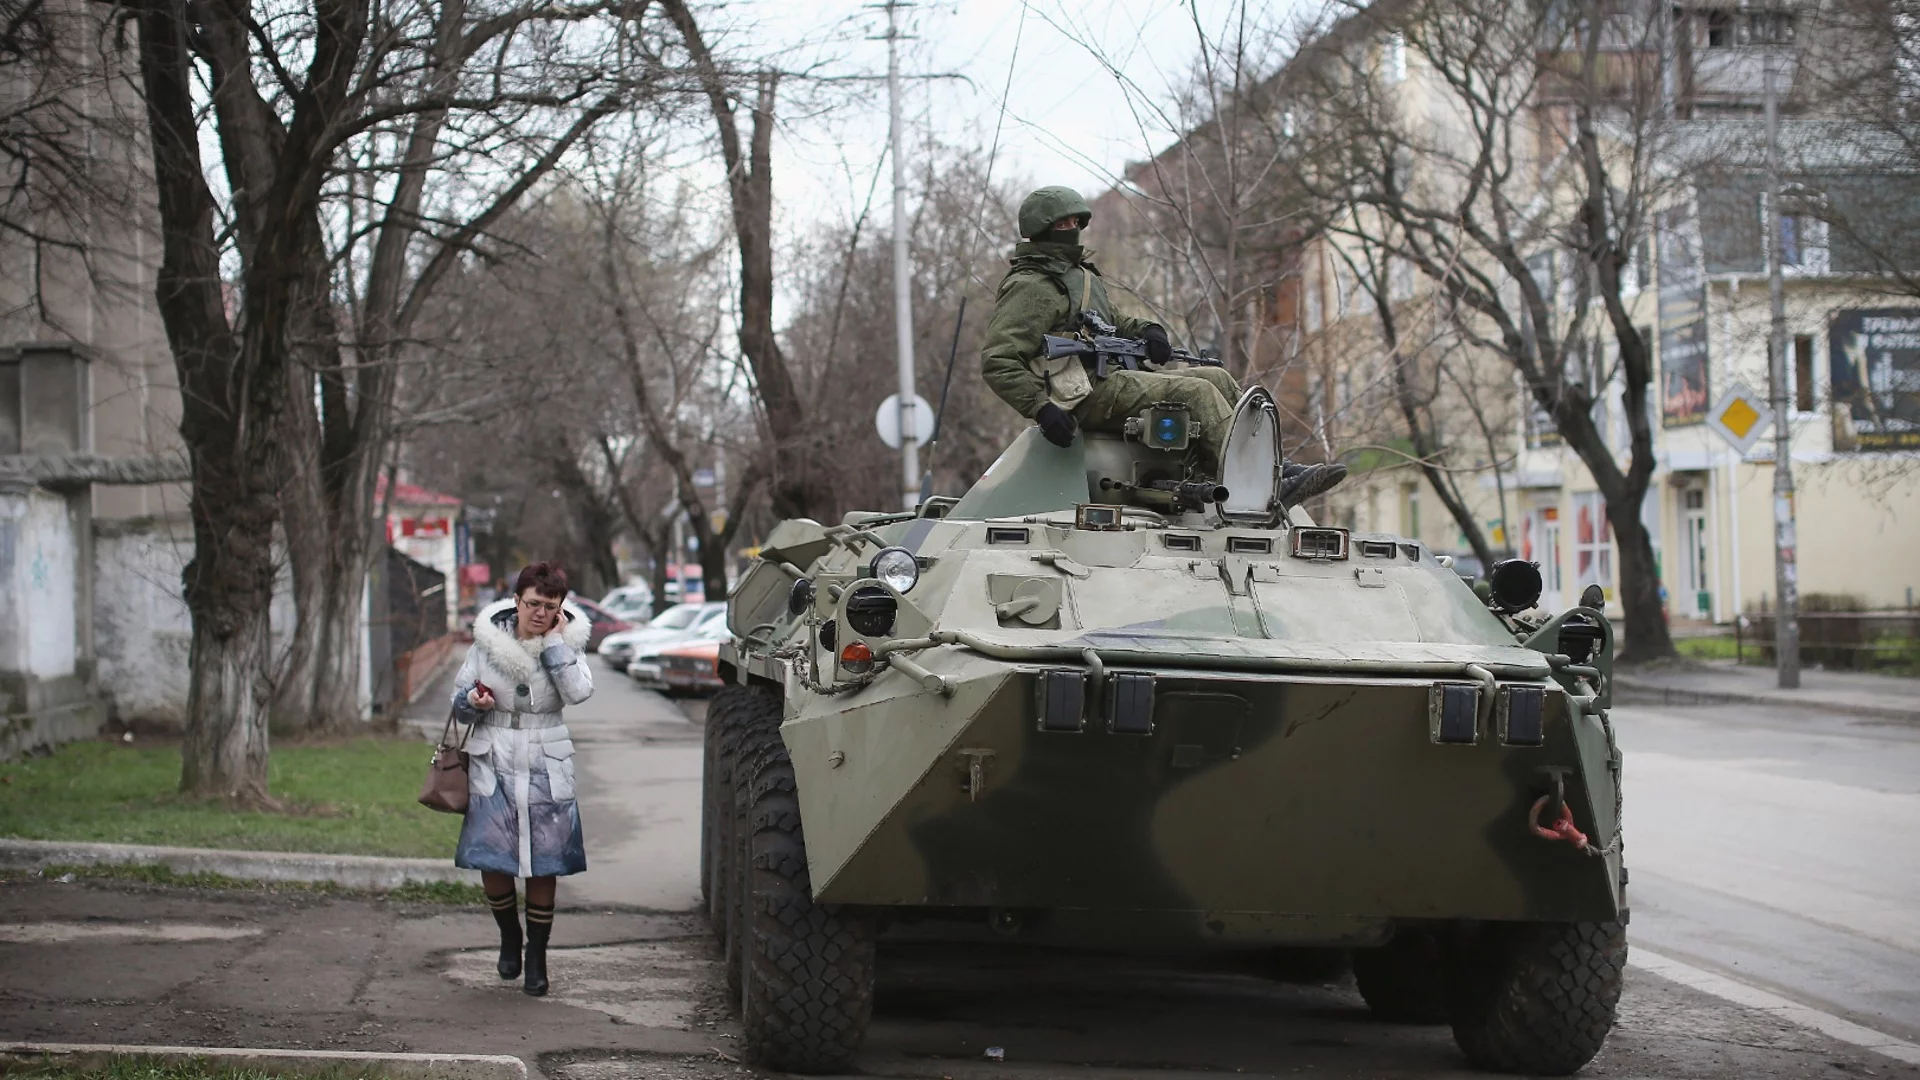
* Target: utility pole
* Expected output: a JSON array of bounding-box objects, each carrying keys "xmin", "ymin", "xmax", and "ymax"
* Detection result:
[
  {"xmin": 884, "ymin": 0, "xmax": 919, "ymax": 509},
  {"xmin": 1763, "ymin": 45, "xmax": 1801, "ymax": 688}
]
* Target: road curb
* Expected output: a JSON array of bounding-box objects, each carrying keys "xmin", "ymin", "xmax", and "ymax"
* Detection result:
[
  {"xmin": 1611, "ymin": 677, "xmax": 1920, "ymax": 723},
  {"xmin": 0, "ymin": 1044, "xmax": 525, "ymax": 1080},
  {"xmin": 0, "ymin": 839, "xmax": 480, "ymax": 890}
]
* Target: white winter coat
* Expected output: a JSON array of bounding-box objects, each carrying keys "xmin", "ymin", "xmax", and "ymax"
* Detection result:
[{"xmin": 450, "ymin": 597, "xmax": 594, "ymax": 878}]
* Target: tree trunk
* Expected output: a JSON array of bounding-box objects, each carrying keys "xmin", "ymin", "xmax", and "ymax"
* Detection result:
[
  {"xmin": 660, "ymin": 0, "xmax": 821, "ymax": 519},
  {"xmin": 306, "ymin": 536, "xmax": 372, "ymax": 728},
  {"xmin": 695, "ymin": 523, "xmax": 729, "ymax": 603},
  {"xmin": 179, "ymin": 606, "xmax": 275, "ymax": 803},
  {"xmin": 138, "ymin": 0, "xmax": 276, "ymax": 802}
]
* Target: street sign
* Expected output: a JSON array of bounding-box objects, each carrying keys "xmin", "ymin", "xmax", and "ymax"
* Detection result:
[
  {"xmin": 692, "ymin": 468, "xmax": 716, "ymax": 488},
  {"xmin": 875, "ymin": 392, "xmax": 934, "ymax": 450},
  {"xmin": 1706, "ymin": 380, "xmax": 1774, "ymax": 456}
]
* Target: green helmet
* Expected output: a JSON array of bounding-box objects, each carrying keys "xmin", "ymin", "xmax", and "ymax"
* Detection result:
[{"xmin": 1018, "ymin": 186, "xmax": 1093, "ymax": 239}]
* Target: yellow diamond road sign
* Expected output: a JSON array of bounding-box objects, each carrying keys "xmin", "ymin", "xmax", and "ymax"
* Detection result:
[{"xmin": 1706, "ymin": 380, "xmax": 1773, "ymax": 455}]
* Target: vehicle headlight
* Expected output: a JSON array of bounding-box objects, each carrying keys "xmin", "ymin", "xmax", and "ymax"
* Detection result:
[{"xmin": 871, "ymin": 546, "xmax": 919, "ymax": 593}]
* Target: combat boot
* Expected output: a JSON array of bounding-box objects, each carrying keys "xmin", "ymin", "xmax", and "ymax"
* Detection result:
[{"xmin": 1279, "ymin": 462, "xmax": 1349, "ymax": 505}]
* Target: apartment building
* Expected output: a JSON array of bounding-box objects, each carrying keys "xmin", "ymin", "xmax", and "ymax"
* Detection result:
[{"xmin": 1148, "ymin": 0, "xmax": 1919, "ymax": 624}]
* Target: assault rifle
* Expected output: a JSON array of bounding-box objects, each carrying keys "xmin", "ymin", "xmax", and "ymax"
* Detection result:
[{"xmin": 1041, "ymin": 311, "xmax": 1224, "ymax": 379}]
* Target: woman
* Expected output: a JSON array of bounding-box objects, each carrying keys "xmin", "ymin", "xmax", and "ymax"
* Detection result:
[{"xmin": 451, "ymin": 560, "xmax": 593, "ymax": 996}]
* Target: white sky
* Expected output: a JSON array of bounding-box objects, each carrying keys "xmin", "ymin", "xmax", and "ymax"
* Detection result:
[{"xmin": 703, "ymin": 0, "xmax": 1304, "ymax": 243}]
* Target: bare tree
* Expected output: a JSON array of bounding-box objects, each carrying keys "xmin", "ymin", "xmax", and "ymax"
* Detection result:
[
  {"xmin": 126, "ymin": 0, "xmax": 661, "ymax": 794},
  {"xmin": 1282, "ymin": 0, "xmax": 1680, "ymax": 659}
]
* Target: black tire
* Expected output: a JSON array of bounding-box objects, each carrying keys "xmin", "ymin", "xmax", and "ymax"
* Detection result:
[
  {"xmin": 737, "ymin": 737, "xmax": 876, "ymax": 1074},
  {"xmin": 706, "ymin": 686, "xmax": 780, "ymax": 941},
  {"xmin": 1351, "ymin": 930, "xmax": 1449, "ymax": 1023},
  {"xmin": 1447, "ymin": 920, "xmax": 1627, "ymax": 1076},
  {"xmin": 701, "ymin": 686, "xmax": 753, "ymax": 915},
  {"xmin": 726, "ymin": 718, "xmax": 788, "ymax": 999}
]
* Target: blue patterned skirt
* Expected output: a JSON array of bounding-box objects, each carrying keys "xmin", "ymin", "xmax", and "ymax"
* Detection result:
[{"xmin": 454, "ymin": 721, "xmax": 586, "ymax": 878}]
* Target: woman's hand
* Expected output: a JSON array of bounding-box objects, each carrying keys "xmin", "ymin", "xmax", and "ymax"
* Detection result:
[{"xmin": 467, "ymin": 685, "xmax": 496, "ymax": 711}]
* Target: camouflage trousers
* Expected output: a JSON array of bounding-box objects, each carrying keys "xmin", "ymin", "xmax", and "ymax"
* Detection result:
[{"xmin": 1072, "ymin": 365, "xmax": 1242, "ymax": 477}]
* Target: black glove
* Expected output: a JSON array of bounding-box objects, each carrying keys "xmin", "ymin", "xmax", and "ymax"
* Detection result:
[
  {"xmin": 1035, "ymin": 402, "xmax": 1078, "ymax": 448},
  {"xmin": 1142, "ymin": 323, "xmax": 1174, "ymax": 367}
]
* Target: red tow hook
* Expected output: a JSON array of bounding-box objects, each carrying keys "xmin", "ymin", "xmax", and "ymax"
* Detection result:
[{"xmin": 1529, "ymin": 795, "xmax": 1590, "ymax": 851}]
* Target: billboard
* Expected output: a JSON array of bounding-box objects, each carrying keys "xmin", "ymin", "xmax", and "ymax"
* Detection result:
[
  {"xmin": 1657, "ymin": 206, "xmax": 1709, "ymax": 426},
  {"xmin": 1829, "ymin": 309, "xmax": 1920, "ymax": 451}
]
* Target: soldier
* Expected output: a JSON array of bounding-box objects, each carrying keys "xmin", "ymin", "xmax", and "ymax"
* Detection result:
[{"xmin": 981, "ymin": 186, "xmax": 1344, "ymax": 503}]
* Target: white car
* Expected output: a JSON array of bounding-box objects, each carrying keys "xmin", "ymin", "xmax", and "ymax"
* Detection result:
[
  {"xmin": 596, "ymin": 602, "xmax": 726, "ymax": 668},
  {"xmin": 599, "ymin": 584, "xmax": 655, "ymax": 622}
]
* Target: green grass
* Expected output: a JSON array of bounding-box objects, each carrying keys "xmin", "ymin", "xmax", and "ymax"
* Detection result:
[
  {"xmin": 0, "ymin": 737, "xmax": 462, "ymax": 858},
  {"xmin": 1676, "ymin": 636, "xmax": 1744, "ymax": 662},
  {"xmin": 1, "ymin": 1055, "xmax": 389, "ymax": 1080}
]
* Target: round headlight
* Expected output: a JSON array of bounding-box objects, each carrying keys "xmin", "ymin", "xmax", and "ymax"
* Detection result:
[
  {"xmin": 871, "ymin": 547, "xmax": 919, "ymax": 593},
  {"xmin": 787, "ymin": 577, "xmax": 815, "ymax": 617}
]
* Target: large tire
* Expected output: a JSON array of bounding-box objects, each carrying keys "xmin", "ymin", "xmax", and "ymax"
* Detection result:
[
  {"xmin": 737, "ymin": 737, "xmax": 876, "ymax": 1074},
  {"xmin": 726, "ymin": 718, "xmax": 788, "ymax": 999},
  {"xmin": 706, "ymin": 687, "xmax": 779, "ymax": 941},
  {"xmin": 1447, "ymin": 920, "xmax": 1627, "ymax": 1075},
  {"xmin": 1351, "ymin": 930, "xmax": 1449, "ymax": 1023}
]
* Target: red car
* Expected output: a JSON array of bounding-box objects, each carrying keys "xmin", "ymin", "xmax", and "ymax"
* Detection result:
[
  {"xmin": 567, "ymin": 596, "xmax": 632, "ymax": 651},
  {"xmin": 658, "ymin": 639, "xmax": 725, "ymax": 697}
]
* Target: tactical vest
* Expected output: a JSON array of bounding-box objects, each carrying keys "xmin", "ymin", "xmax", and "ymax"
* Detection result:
[{"xmin": 1010, "ymin": 260, "xmax": 1102, "ymax": 410}]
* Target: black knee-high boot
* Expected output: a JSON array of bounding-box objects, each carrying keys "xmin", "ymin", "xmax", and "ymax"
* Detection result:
[
  {"xmin": 487, "ymin": 890, "xmax": 522, "ymax": 980},
  {"xmin": 523, "ymin": 902, "xmax": 553, "ymax": 996}
]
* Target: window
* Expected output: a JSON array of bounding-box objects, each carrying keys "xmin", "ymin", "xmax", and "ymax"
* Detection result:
[
  {"xmin": 1743, "ymin": 10, "xmax": 1795, "ymax": 44},
  {"xmin": 1794, "ymin": 335, "xmax": 1815, "ymax": 411},
  {"xmin": 1767, "ymin": 197, "xmax": 1829, "ymax": 273},
  {"xmin": 1573, "ymin": 492, "xmax": 1614, "ymax": 589},
  {"xmin": 1778, "ymin": 214, "xmax": 1805, "ymax": 266},
  {"xmin": 1705, "ymin": 9, "xmax": 1734, "ymax": 47}
]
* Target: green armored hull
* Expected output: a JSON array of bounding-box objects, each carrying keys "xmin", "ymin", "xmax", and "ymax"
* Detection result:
[{"xmin": 705, "ymin": 390, "xmax": 1625, "ymax": 1076}]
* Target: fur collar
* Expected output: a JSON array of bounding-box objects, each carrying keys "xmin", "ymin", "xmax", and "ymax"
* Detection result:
[{"xmin": 471, "ymin": 596, "xmax": 591, "ymax": 682}]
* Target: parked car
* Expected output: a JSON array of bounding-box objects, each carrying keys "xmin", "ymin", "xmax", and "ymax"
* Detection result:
[
  {"xmin": 596, "ymin": 602, "xmax": 726, "ymax": 669},
  {"xmin": 629, "ymin": 619, "xmax": 732, "ymax": 693},
  {"xmin": 657, "ymin": 637, "xmax": 727, "ymax": 697},
  {"xmin": 600, "ymin": 584, "xmax": 655, "ymax": 623},
  {"xmin": 567, "ymin": 596, "xmax": 632, "ymax": 651}
]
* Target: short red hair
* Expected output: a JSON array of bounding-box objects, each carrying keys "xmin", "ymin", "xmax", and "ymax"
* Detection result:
[{"xmin": 514, "ymin": 561, "xmax": 569, "ymax": 600}]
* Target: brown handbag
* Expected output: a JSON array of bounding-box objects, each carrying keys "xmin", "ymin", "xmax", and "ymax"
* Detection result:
[{"xmin": 418, "ymin": 708, "xmax": 473, "ymax": 814}]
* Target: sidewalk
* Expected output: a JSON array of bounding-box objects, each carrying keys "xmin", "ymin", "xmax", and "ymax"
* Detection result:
[
  {"xmin": 404, "ymin": 654, "xmax": 705, "ymax": 912},
  {"xmin": 1613, "ymin": 659, "xmax": 1919, "ymax": 722}
]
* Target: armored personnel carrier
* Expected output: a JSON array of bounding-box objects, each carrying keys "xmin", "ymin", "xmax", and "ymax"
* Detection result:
[{"xmin": 703, "ymin": 387, "xmax": 1625, "ymax": 1075}]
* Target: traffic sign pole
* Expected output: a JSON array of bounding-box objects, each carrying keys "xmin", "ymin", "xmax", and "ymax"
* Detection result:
[
  {"xmin": 885, "ymin": 0, "xmax": 919, "ymax": 510},
  {"xmin": 1764, "ymin": 47, "xmax": 1801, "ymax": 689}
]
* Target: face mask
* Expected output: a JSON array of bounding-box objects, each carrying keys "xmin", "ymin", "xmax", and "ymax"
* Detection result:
[{"xmin": 1035, "ymin": 227, "xmax": 1081, "ymax": 246}]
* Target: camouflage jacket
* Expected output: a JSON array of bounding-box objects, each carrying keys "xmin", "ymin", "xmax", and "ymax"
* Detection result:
[{"xmin": 980, "ymin": 242, "xmax": 1153, "ymax": 417}]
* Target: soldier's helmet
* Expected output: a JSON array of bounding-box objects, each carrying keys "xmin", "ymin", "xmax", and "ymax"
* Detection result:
[{"xmin": 1018, "ymin": 186, "xmax": 1093, "ymax": 239}]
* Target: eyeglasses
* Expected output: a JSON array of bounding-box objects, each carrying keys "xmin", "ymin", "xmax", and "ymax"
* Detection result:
[{"xmin": 517, "ymin": 597, "xmax": 562, "ymax": 614}]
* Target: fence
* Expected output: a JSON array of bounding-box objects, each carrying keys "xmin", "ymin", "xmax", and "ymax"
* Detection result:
[
  {"xmin": 368, "ymin": 547, "xmax": 455, "ymax": 715},
  {"xmin": 1741, "ymin": 610, "xmax": 1920, "ymax": 672}
]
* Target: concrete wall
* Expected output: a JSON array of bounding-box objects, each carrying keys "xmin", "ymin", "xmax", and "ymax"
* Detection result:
[
  {"xmin": 92, "ymin": 516, "xmax": 194, "ymax": 727},
  {"xmin": 0, "ymin": 483, "xmax": 101, "ymax": 760}
]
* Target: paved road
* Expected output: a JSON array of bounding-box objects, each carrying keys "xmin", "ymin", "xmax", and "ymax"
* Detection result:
[
  {"xmin": 555, "ymin": 660, "xmax": 702, "ymax": 913},
  {"xmin": 1618, "ymin": 699, "xmax": 1920, "ymax": 1044}
]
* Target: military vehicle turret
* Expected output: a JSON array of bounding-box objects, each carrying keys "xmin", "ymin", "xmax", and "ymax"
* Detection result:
[{"xmin": 703, "ymin": 387, "xmax": 1625, "ymax": 1075}]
